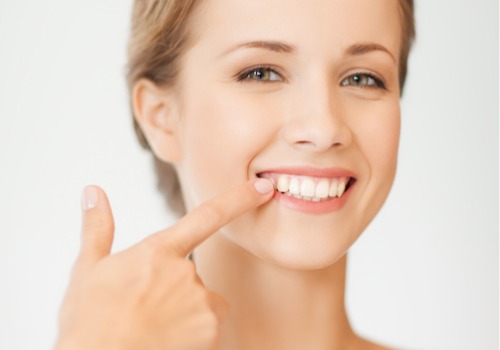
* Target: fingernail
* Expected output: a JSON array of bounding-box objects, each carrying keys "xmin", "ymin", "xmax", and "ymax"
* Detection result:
[
  {"xmin": 81, "ymin": 186, "xmax": 99, "ymax": 211},
  {"xmin": 254, "ymin": 178, "xmax": 274, "ymax": 194}
]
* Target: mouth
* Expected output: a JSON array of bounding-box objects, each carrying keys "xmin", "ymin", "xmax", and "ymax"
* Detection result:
[{"xmin": 256, "ymin": 168, "xmax": 357, "ymax": 213}]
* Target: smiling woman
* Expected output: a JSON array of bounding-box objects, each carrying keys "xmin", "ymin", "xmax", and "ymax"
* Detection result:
[
  {"xmin": 131, "ymin": 0, "xmax": 406, "ymax": 273},
  {"xmin": 39, "ymin": 0, "xmax": 496, "ymax": 348},
  {"xmin": 54, "ymin": 0, "xmax": 416, "ymax": 349}
]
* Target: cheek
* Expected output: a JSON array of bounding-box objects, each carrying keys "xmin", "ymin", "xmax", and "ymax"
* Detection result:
[
  {"xmin": 373, "ymin": 105, "xmax": 400, "ymax": 177},
  {"xmin": 353, "ymin": 99, "xmax": 400, "ymax": 205},
  {"xmin": 337, "ymin": 99, "xmax": 400, "ymax": 247},
  {"xmin": 177, "ymin": 88, "xmax": 280, "ymax": 205}
]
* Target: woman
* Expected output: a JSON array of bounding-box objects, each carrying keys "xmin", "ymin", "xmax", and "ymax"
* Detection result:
[{"xmin": 56, "ymin": 0, "xmax": 415, "ymax": 349}]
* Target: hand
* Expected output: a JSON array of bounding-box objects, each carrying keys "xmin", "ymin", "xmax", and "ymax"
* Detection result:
[{"xmin": 55, "ymin": 179, "xmax": 274, "ymax": 350}]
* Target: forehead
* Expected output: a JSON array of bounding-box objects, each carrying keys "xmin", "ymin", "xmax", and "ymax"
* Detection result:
[{"xmin": 186, "ymin": 0, "xmax": 402, "ymax": 60}]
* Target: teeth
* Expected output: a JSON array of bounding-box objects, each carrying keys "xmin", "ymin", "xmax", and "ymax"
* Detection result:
[
  {"xmin": 289, "ymin": 178, "xmax": 300, "ymax": 195},
  {"xmin": 337, "ymin": 177, "xmax": 347, "ymax": 198},
  {"xmin": 300, "ymin": 178, "xmax": 315, "ymax": 197},
  {"xmin": 315, "ymin": 179, "xmax": 330, "ymax": 199},
  {"xmin": 329, "ymin": 178, "xmax": 339, "ymax": 197},
  {"xmin": 277, "ymin": 176, "xmax": 289, "ymax": 192},
  {"xmin": 271, "ymin": 174, "xmax": 352, "ymax": 201}
]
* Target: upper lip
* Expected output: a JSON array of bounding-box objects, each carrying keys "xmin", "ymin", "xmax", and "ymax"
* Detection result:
[{"xmin": 256, "ymin": 166, "xmax": 357, "ymax": 179}]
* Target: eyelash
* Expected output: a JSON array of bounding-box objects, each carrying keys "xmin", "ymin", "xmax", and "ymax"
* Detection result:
[
  {"xmin": 236, "ymin": 65, "xmax": 284, "ymax": 83},
  {"xmin": 236, "ymin": 66, "xmax": 387, "ymax": 90},
  {"xmin": 341, "ymin": 72, "xmax": 387, "ymax": 90}
]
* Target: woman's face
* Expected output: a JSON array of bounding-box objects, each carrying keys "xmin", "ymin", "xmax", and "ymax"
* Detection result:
[{"xmin": 171, "ymin": 0, "xmax": 402, "ymax": 269}]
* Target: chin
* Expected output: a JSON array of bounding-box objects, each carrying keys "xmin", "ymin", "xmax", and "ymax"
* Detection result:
[
  {"xmin": 222, "ymin": 203, "xmax": 367, "ymax": 271},
  {"xmin": 258, "ymin": 244, "xmax": 350, "ymax": 271}
]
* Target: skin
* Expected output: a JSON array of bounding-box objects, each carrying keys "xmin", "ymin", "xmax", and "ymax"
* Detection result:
[
  {"xmin": 56, "ymin": 0, "xmax": 403, "ymax": 349},
  {"xmin": 56, "ymin": 181, "xmax": 274, "ymax": 350},
  {"xmin": 170, "ymin": 0, "xmax": 402, "ymax": 270}
]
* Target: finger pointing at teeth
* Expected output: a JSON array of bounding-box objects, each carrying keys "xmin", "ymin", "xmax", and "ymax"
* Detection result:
[
  {"xmin": 146, "ymin": 178, "xmax": 274, "ymax": 256},
  {"xmin": 57, "ymin": 179, "xmax": 274, "ymax": 350}
]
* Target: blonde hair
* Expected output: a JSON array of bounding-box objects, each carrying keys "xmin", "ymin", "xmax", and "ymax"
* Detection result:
[{"xmin": 126, "ymin": 0, "xmax": 416, "ymax": 216}]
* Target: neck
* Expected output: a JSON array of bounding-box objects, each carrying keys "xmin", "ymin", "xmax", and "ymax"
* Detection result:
[{"xmin": 194, "ymin": 233, "xmax": 355, "ymax": 350}]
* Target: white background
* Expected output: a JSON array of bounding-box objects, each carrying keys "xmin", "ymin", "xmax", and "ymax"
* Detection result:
[{"xmin": 0, "ymin": 1, "xmax": 497, "ymax": 349}]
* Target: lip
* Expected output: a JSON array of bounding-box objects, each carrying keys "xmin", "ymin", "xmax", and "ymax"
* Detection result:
[
  {"xmin": 257, "ymin": 166, "xmax": 356, "ymax": 179},
  {"xmin": 256, "ymin": 167, "xmax": 357, "ymax": 215}
]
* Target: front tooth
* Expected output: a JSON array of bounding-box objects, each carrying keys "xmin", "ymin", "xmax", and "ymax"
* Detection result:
[
  {"xmin": 277, "ymin": 176, "xmax": 289, "ymax": 193},
  {"xmin": 329, "ymin": 178, "xmax": 339, "ymax": 197},
  {"xmin": 337, "ymin": 177, "xmax": 347, "ymax": 197},
  {"xmin": 289, "ymin": 178, "xmax": 300, "ymax": 195},
  {"xmin": 300, "ymin": 178, "xmax": 315, "ymax": 197},
  {"xmin": 315, "ymin": 179, "xmax": 329, "ymax": 199}
]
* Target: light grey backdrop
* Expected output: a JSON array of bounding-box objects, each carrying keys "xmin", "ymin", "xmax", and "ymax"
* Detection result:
[{"xmin": 0, "ymin": 1, "xmax": 497, "ymax": 349}]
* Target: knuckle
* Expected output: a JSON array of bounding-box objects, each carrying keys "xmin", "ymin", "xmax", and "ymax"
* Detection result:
[
  {"xmin": 143, "ymin": 240, "xmax": 164, "ymax": 260},
  {"xmin": 141, "ymin": 242, "xmax": 196, "ymax": 280},
  {"xmin": 172, "ymin": 259, "xmax": 197, "ymax": 283},
  {"xmin": 141, "ymin": 239, "xmax": 171, "ymax": 264},
  {"xmin": 183, "ymin": 259, "xmax": 198, "ymax": 276}
]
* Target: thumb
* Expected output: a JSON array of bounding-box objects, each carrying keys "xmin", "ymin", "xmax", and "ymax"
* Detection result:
[{"xmin": 77, "ymin": 185, "xmax": 115, "ymax": 268}]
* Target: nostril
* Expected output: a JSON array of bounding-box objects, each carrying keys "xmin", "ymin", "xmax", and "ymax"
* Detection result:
[
  {"xmin": 294, "ymin": 139, "xmax": 343, "ymax": 149},
  {"xmin": 283, "ymin": 115, "xmax": 352, "ymax": 151},
  {"xmin": 295, "ymin": 140, "xmax": 311, "ymax": 146}
]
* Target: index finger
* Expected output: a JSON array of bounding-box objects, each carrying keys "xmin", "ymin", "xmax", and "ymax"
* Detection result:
[{"xmin": 147, "ymin": 178, "xmax": 274, "ymax": 256}]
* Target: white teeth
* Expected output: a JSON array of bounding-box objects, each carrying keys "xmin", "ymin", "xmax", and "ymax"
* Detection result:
[
  {"xmin": 277, "ymin": 176, "xmax": 289, "ymax": 192},
  {"xmin": 329, "ymin": 178, "xmax": 339, "ymax": 197},
  {"xmin": 269, "ymin": 177, "xmax": 276, "ymax": 187},
  {"xmin": 337, "ymin": 177, "xmax": 347, "ymax": 197},
  {"xmin": 300, "ymin": 178, "xmax": 315, "ymax": 197},
  {"xmin": 272, "ymin": 174, "xmax": 352, "ymax": 201},
  {"xmin": 289, "ymin": 178, "xmax": 300, "ymax": 195},
  {"xmin": 315, "ymin": 179, "xmax": 330, "ymax": 199}
]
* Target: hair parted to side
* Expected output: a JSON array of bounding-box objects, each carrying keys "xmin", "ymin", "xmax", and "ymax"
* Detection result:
[
  {"xmin": 397, "ymin": 0, "xmax": 416, "ymax": 92},
  {"xmin": 126, "ymin": 0, "xmax": 415, "ymax": 216},
  {"xmin": 126, "ymin": 0, "xmax": 199, "ymax": 216}
]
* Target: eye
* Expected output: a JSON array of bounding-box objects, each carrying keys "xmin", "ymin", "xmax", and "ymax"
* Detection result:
[
  {"xmin": 237, "ymin": 66, "xmax": 283, "ymax": 82},
  {"xmin": 341, "ymin": 72, "xmax": 386, "ymax": 90}
]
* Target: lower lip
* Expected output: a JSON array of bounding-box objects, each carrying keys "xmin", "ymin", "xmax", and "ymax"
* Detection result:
[{"xmin": 271, "ymin": 184, "xmax": 354, "ymax": 214}]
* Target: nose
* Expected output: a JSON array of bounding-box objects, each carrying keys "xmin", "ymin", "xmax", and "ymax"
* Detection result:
[{"xmin": 282, "ymin": 81, "xmax": 352, "ymax": 153}]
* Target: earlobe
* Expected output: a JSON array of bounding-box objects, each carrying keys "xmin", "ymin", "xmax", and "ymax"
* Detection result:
[{"xmin": 132, "ymin": 79, "xmax": 182, "ymax": 162}]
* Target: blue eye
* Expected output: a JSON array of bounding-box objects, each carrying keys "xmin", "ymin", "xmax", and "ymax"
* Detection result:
[
  {"xmin": 341, "ymin": 73, "xmax": 386, "ymax": 90},
  {"xmin": 238, "ymin": 66, "xmax": 282, "ymax": 82}
]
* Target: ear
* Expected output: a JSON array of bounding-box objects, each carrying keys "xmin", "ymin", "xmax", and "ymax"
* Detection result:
[{"xmin": 132, "ymin": 79, "xmax": 182, "ymax": 162}]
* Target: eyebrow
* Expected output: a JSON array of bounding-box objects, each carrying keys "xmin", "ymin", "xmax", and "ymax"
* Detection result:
[
  {"xmin": 220, "ymin": 40, "xmax": 296, "ymax": 57},
  {"xmin": 220, "ymin": 40, "xmax": 396, "ymax": 63},
  {"xmin": 346, "ymin": 42, "xmax": 397, "ymax": 63}
]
